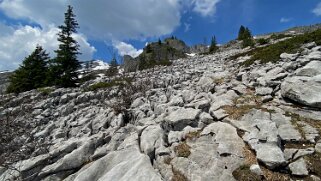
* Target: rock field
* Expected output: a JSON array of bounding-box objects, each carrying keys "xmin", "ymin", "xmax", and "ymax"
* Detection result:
[{"xmin": 1, "ymin": 42, "xmax": 321, "ymax": 181}]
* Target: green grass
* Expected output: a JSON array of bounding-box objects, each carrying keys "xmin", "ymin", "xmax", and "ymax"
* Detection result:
[
  {"xmin": 233, "ymin": 29, "xmax": 321, "ymax": 66},
  {"xmin": 174, "ymin": 142, "xmax": 191, "ymax": 158},
  {"xmin": 85, "ymin": 77, "xmax": 133, "ymax": 91},
  {"xmin": 232, "ymin": 165, "xmax": 261, "ymax": 181},
  {"xmin": 256, "ymin": 38, "xmax": 269, "ymax": 45},
  {"xmin": 270, "ymin": 33, "xmax": 292, "ymax": 40},
  {"xmin": 37, "ymin": 87, "xmax": 53, "ymax": 96}
]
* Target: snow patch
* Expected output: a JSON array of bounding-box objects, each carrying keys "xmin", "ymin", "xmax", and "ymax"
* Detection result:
[{"xmin": 186, "ymin": 53, "xmax": 196, "ymax": 57}]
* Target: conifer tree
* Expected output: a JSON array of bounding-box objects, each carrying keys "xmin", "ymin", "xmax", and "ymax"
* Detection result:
[
  {"xmin": 106, "ymin": 55, "xmax": 118, "ymax": 76},
  {"xmin": 238, "ymin": 25, "xmax": 254, "ymax": 48},
  {"xmin": 50, "ymin": 5, "xmax": 80, "ymax": 87},
  {"xmin": 209, "ymin": 36, "xmax": 218, "ymax": 53},
  {"xmin": 238, "ymin": 25, "xmax": 246, "ymax": 40},
  {"xmin": 7, "ymin": 45, "xmax": 49, "ymax": 93}
]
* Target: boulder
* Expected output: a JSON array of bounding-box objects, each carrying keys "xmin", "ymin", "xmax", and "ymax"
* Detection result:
[
  {"xmin": 140, "ymin": 125, "xmax": 164, "ymax": 158},
  {"xmin": 289, "ymin": 158, "xmax": 309, "ymax": 176},
  {"xmin": 170, "ymin": 122, "xmax": 245, "ymax": 180},
  {"xmin": 255, "ymin": 87, "xmax": 273, "ymax": 96},
  {"xmin": 281, "ymin": 61, "xmax": 321, "ymax": 109},
  {"xmin": 165, "ymin": 108, "xmax": 201, "ymax": 131},
  {"xmin": 250, "ymin": 164, "xmax": 263, "ymax": 176},
  {"xmin": 316, "ymin": 142, "xmax": 321, "ymax": 153},
  {"xmin": 256, "ymin": 144, "xmax": 286, "ymax": 169},
  {"xmin": 73, "ymin": 148, "xmax": 162, "ymax": 181}
]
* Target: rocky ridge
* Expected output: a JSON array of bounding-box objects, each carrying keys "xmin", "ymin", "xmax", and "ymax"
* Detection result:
[{"xmin": 1, "ymin": 41, "xmax": 321, "ymax": 180}]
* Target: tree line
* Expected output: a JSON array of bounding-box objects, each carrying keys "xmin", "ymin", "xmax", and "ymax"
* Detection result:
[
  {"xmin": 7, "ymin": 5, "xmax": 81, "ymax": 93},
  {"xmin": 7, "ymin": 4, "xmax": 255, "ymax": 94},
  {"xmin": 208, "ymin": 25, "xmax": 254, "ymax": 53}
]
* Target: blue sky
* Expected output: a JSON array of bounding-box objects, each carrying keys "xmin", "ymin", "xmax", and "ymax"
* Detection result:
[{"xmin": 1, "ymin": 0, "xmax": 321, "ymax": 71}]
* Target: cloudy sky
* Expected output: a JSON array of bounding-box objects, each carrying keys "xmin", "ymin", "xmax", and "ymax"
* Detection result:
[{"xmin": 1, "ymin": 0, "xmax": 321, "ymax": 71}]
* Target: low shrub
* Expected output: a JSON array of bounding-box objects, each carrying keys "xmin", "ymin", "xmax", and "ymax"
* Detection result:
[
  {"xmin": 174, "ymin": 142, "xmax": 191, "ymax": 158},
  {"xmin": 232, "ymin": 165, "xmax": 261, "ymax": 181},
  {"xmin": 242, "ymin": 38, "xmax": 255, "ymax": 48},
  {"xmin": 238, "ymin": 29, "xmax": 321, "ymax": 66},
  {"xmin": 270, "ymin": 33, "xmax": 291, "ymax": 40},
  {"xmin": 256, "ymin": 38, "xmax": 269, "ymax": 45},
  {"xmin": 86, "ymin": 77, "xmax": 133, "ymax": 92},
  {"xmin": 37, "ymin": 87, "xmax": 53, "ymax": 96}
]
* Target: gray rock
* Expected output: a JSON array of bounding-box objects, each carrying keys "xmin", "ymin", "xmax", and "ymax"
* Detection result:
[
  {"xmin": 284, "ymin": 148, "xmax": 315, "ymax": 161},
  {"xmin": 209, "ymin": 90, "xmax": 238, "ymax": 111},
  {"xmin": 168, "ymin": 95, "xmax": 184, "ymax": 107},
  {"xmin": 232, "ymin": 84, "xmax": 248, "ymax": 95},
  {"xmin": 307, "ymin": 50, "xmax": 321, "ymax": 60},
  {"xmin": 165, "ymin": 108, "xmax": 201, "ymax": 131},
  {"xmin": 310, "ymin": 175, "xmax": 321, "ymax": 181},
  {"xmin": 168, "ymin": 126, "xmax": 201, "ymax": 144},
  {"xmin": 256, "ymin": 143, "xmax": 286, "ymax": 169},
  {"xmin": 131, "ymin": 97, "xmax": 146, "ymax": 108},
  {"xmin": 278, "ymin": 124, "xmax": 302, "ymax": 142},
  {"xmin": 201, "ymin": 122, "xmax": 244, "ymax": 157},
  {"xmin": 186, "ymin": 98, "xmax": 210, "ymax": 110},
  {"xmin": 255, "ymin": 87, "xmax": 273, "ymax": 96},
  {"xmin": 280, "ymin": 53, "xmax": 299, "ymax": 61},
  {"xmin": 199, "ymin": 112, "xmax": 214, "ymax": 125},
  {"xmin": 261, "ymin": 95, "xmax": 273, "ymax": 103},
  {"xmin": 140, "ymin": 125, "xmax": 164, "ymax": 158},
  {"xmin": 298, "ymin": 121, "xmax": 319, "ymax": 143},
  {"xmin": 235, "ymin": 110, "xmax": 286, "ymax": 169},
  {"xmin": 281, "ymin": 62, "xmax": 321, "ymax": 108},
  {"xmin": 211, "ymin": 109, "xmax": 228, "ymax": 120},
  {"xmin": 171, "ymin": 123, "xmax": 244, "ymax": 180},
  {"xmin": 39, "ymin": 140, "xmax": 97, "ymax": 178},
  {"xmin": 0, "ymin": 166, "xmax": 5, "ymax": 176},
  {"xmin": 181, "ymin": 90, "xmax": 195, "ymax": 103},
  {"xmin": 197, "ymin": 75, "xmax": 215, "ymax": 92},
  {"xmin": 289, "ymin": 158, "xmax": 309, "ymax": 176},
  {"xmin": 316, "ymin": 142, "xmax": 321, "ymax": 153},
  {"xmin": 295, "ymin": 61, "xmax": 321, "ymax": 77},
  {"xmin": 73, "ymin": 148, "xmax": 162, "ymax": 181},
  {"xmin": 250, "ymin": 164, "xmax": 263, "ymax": 176}
]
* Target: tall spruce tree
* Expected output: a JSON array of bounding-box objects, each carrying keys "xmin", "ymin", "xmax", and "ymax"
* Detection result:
[
  {"xmin": 238, "ymin": 25, "xmax": 246, "ymax": 40},
  {"xmin": 7, "ymin": 45, "xmax": 49, "ymax": 93},
  {"xmin": 106, "ymin": 55, "xmax": 118, "ymax": 76},
  {"xmin": 209, "ymin": 36, "xmax": 218, "ymax": 53},
  {"xmin": 238, "ymin": 25, "xmax": 254, "ymax": 48},
  {"xmin": 50, "ymin": 5, "xmax": 80, "ymax": 87}
]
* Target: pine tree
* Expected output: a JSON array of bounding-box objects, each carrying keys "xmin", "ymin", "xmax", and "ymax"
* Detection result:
[
  {"xmin": 238, "ymin": 25, "xmax": 246, "ymax": 40},
  {"xmin": 238, "ymin": 25, "xmax": 254, "ymax": 48},
  {"xmin": 244, "ymin": 27, "xmax": 252, "ymax": 39},
  {"xmin": 50, "ymin": 5, "xmax": 80, "ymax": 87},
  {"xmin": 106, "ymin": 55, "xmax": 118, "ymax": 76},
  {"xmin": 209, "ymin": 36, "xmax": 218, "ymax": 53},
  {"xmin": 7, "ymin": 45, "xmax": 49, "ymax": 93}
]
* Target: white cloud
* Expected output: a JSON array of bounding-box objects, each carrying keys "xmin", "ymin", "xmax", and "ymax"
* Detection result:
[
  {"xmin": 0, "ymin": 0, "xmax": 224, "ymax": 70},
  {"xmin": 0, "ymin": 0, "xmax": 182, "ymax": 40},
  {"xmin": 113, "ymin": 41, "xmax": 143, "ymax": 58},
  {"xmin": 280, "ymin": 17, "xmax": 292, "ymax": 23},
  {"xmin": 313, "ymin": 2, "xmax": 321, "ymax": 16},
  {"xmin": 184, "ymin": 23, "xmax": 191, "ymax": 32},
  {"xmin": 0, "ymin": 24, "xmax": 96, "ymax": 71},
  {"xmin": 192, "ymin": 0, "xmax": 221, "ymax": 17}
]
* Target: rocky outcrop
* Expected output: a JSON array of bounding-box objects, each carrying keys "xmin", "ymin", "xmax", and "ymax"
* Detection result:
[
  {"xmin": 1, "ymin": 39, "xmax": 321, "ymax": 181},
  {"xmin": 281, "ymin": 60, "xmax": 321, "ymax": 108}
]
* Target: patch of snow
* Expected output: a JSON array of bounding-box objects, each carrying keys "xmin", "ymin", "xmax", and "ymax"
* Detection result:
[
  {"xmin": 0, "ymin": 70, "xmax": 10, "ymax": 74},
  {"xmin": 92, "ymin": 60, "xmax": 110, "ymax": 70},
  {"xmin": 186, "ymin": 53, "xmax": 196, "ymax": 57}
]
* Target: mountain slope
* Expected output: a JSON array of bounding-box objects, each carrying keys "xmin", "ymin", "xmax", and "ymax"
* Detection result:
[{"xmin": 1, "ymin": 30, "xmax": 321, "ymax": 181}]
